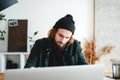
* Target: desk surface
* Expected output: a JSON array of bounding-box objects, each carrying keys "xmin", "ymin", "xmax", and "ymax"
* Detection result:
[
  {"xmin": 104, "ymin": 72, "xmax": 120, "ymax": 80},
  {"xmin": 0, "ymin": 73, "xmax": 4, "ymax": 80},
  {"xmin": 1, "ymin": 72, "xmax": 120, "ymax": 80},
  {"xmin": 104, "ymin": 77, "xmax": 120, "ymax": 80},
  {"xmin": 105, "ymin": 72, "xmax": 112, "ymax": 77}
]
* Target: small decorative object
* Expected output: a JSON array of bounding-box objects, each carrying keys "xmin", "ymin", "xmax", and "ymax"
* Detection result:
[
  {"xmin": 6, "ymin": 59, "xmax": 18, "ymax": 69},
  {"xmin": 8, "ymin": 19, "xmax": 18, "ymax": 26}
]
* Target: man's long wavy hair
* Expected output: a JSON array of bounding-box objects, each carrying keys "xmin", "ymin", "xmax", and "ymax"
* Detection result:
[{"xmin": 48, "ymin": 28, "xmax": 74, "ymax": 46}]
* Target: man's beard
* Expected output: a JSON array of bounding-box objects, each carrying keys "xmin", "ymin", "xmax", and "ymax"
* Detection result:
[{"xmin": 56, "ymin": 41, "xmax": 66, "ymax": 48}]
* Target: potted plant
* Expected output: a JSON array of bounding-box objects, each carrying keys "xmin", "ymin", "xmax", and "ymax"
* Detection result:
[
  {"xmin": 0, "ymin": 13, "xmax": 6, "ymax": 21},
  {"xmin": 0, "ymin": 13, "xmax": 7, "ymax": 51},
  {"xmin": 28, "ymin": 31, "xmax": 39, "ymax": 49},
  {"xmin": 0, "ymin": 30, "xmax": 6, "ymax": 41},
  {"xmin": 0, "ymin": 13, "xmax": 7, "ymax": 41}
]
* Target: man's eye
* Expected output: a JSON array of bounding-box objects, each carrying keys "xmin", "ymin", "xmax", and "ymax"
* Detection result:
[{"xmin": 59, "ymin": 34, "xmax": 63, "ymax": 37}]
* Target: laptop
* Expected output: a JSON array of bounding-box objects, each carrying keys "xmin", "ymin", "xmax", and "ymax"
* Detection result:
[{"xmin": 4, "ymin": 64, "xmax": 105, "ymax": 80}]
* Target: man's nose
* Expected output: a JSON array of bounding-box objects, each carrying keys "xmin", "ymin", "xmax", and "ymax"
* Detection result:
[{"xmin": 60, "ymin": 38, "xmax": 66, "ymax": 43}]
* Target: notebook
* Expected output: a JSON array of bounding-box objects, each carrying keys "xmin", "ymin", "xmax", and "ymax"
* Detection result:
[{"xmin": 4, "ymin": 64, "xmax": 105, "ymax": 80}]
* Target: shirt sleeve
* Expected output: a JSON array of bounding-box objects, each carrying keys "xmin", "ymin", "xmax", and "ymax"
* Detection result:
[
  {"xmin": 24, "ymin": 40, "xmax": 40, "ymax": 68},
  {"xmin": 76, "ymin": 41, "xmax": 88, "ymax": 65}
]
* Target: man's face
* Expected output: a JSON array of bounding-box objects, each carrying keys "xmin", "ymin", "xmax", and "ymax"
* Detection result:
[{"xmin": 55, "ymin": 28, "xmax": 72, "ymax": 48}]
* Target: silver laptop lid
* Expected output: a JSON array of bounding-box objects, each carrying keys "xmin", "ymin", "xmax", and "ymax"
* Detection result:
[{"xmin": 4, "ymin": 64, "xmax": 105, "ymax": 80}]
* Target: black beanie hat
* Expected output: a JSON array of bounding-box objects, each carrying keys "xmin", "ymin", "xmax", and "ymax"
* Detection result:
[{"xmin": 53, "ymin": 14, "xmax": 75, "ymax": 35}]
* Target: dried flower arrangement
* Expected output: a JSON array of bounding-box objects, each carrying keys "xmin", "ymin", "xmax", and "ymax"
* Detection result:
[
  {"xmin": 83, "ymin": 40, "xmax": 98, "ymax": 64},
  {"xmin": 102, "ymin": 46, "xmax": 115, "ymax": 54},
  {"xmin": 83, "ymin": 40, "xmax": 115, "ymax": 64}
]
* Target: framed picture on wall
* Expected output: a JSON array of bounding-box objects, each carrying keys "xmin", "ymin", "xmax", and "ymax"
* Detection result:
[{"xmin": 8, "ymin": 19, "xmax": 28, "ymax": 52}]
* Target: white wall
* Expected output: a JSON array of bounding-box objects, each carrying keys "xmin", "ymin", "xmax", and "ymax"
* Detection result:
[
  {"xmin": 1, "ymin": 0, "xmax": 94, "ymax": 51},
  {"xmin": 95, "ymin": 0, "xmax": 120, "ymax": 72}
]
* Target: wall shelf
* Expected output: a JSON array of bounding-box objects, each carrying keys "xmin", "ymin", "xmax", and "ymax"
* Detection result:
[{"xmin": 0, "ymin": 52, "xmax": 29, "ymax": 72}]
